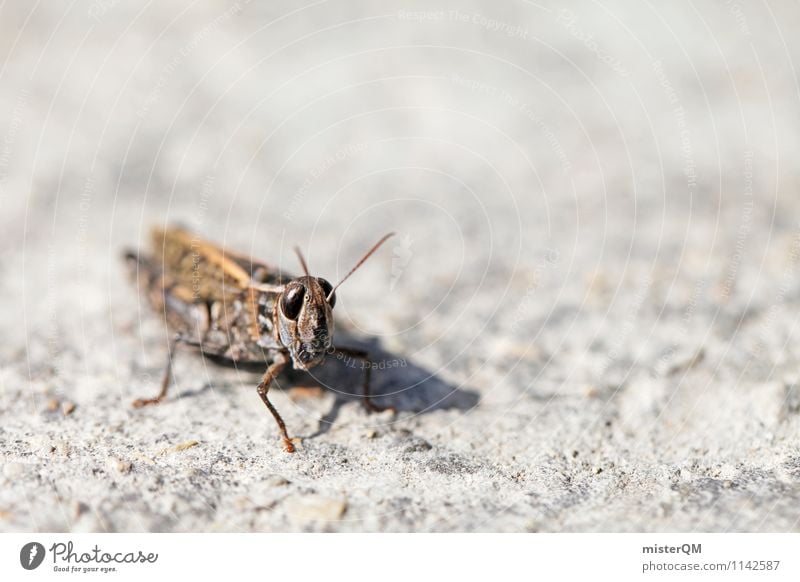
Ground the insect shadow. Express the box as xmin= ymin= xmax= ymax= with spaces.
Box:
xmin=303 ymin=333 xmax=479 ymax=438
xmin=189 ymin=331 xmax=479 ymax=440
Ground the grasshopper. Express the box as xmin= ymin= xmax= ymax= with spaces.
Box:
xmin=124 ymin=226 xmax=395 ymax=452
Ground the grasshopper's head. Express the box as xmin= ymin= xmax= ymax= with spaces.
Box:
xmin=277 ymin=233 xmax=395 ymax=370
xmin=277 ymin=276 xmax=336 ymax=369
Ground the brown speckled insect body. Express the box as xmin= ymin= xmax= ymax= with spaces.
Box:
xmin=125 ymin=226 xmax=394 ymax=452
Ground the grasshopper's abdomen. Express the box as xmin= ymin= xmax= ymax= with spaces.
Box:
xmin=123 ymin=251 xmax=210 ymax=343
xmin=124 ymin=249 xmax=283 ymax=362
xmin=204 ymin=289 xmax=283 ymax=361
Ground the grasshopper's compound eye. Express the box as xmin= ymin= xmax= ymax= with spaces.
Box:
xmin=317 ymin=278 xmax=336 ymax=308
xmin=281 ymin=283 xmax=305 ymax=320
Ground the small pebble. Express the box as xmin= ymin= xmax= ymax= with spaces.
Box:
xmin=30 ymin=435 xmax=55 ymax=455
xmin=133 ymin=453 xmax=156 ymax=466
xmin=288 ymin=385 xmax=325 ymax=401
xmin=284 ymin=495 xmax=347 ymax=523
xmin=72 ymin=500 xmax=88 ymax=519
xmin=263 ymin=475 xmax=289 ymax=487
xmin=3 ymin=462 xmax=26 ymax=479
xmin=157 ymin=440 xmax=199 ymax=456
xmin=173 ymin=440 xmax=199 ymax=452
xmin=107 ymin=458 xmax=132 ymax=474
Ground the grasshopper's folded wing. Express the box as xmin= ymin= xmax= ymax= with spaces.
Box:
xmin=151 ymin=226 xmax=287 ymax=302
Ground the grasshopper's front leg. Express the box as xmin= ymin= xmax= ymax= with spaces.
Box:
xmin=256 ymin=351 xmax=295 ymax=453
xmin=331 ymin=347 xmax=396 ymax=413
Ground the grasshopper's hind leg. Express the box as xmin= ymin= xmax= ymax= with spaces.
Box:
xmin=332 ymin=347 xmax=396 ymax=413
xmin=256 ymin=352 xmax=295 ymax=453
xmin=133 ymin=334 xmax=184 ymax=408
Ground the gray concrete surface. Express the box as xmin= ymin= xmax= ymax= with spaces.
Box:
xmin=1 ymin=1 xmax=800 ymax=532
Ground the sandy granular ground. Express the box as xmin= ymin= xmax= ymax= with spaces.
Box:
xmin=1 ymin=1 xmax=800 ymax=532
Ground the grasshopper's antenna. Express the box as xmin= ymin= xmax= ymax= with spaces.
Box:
xmin=327 ymin=232 xmax=395 ymax=301
xmin=294 ymin=245 xmax=311 ymax=278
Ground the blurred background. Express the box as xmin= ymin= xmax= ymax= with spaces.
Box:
xmin=1 ymin=1 xmax=800 ymax=532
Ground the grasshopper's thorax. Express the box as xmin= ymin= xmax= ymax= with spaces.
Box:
xmin=276 ymin=276 xmax=337 ymax=370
